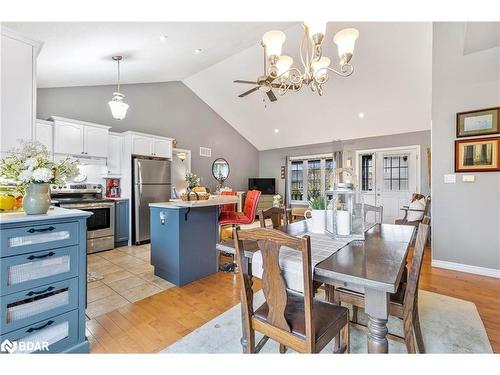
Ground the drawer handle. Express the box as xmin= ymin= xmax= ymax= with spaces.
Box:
xmin=26 ymin=286 xmax=55 ymax=296
xmin=28 ymin=226 xmax=55 ymax=234
xmin=27 ymin=251 xmax=55 ymax=260
xmin=26 ymin=320 xmax=54 ymax=333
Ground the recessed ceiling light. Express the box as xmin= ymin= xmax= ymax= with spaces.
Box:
xmin=159 ymin=35 xmax=168 ymax=41
xmin=194 ymin=48 xmax=203 ymax=54
xmin=274 ymin=129 xmax=279 ymax=133
xmin=358 ymin=112 xmax=365 ymax=119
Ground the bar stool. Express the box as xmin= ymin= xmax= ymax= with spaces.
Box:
xmin=218 ymin=190 xmax=261 ymax=271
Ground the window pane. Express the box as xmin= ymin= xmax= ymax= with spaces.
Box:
xmin=382 ymin=155 xmax=410 ymax=192
xmin=307 ymin=159 xmax=321 ymax=200
xmin=325 ymin=158 xmax=334 ymax=191
xmin=361 ymin=154 xmax=373 ymax=191
xmin=291 ymin=161 xmax=304 ymax=200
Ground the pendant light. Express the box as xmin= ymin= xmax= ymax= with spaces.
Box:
xmin=108 ymin=56 xmax=129 ymax=120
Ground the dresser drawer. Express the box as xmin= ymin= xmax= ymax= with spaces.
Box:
xmin=1 ymin=278 xmax=79 ymax=334
xmin=0 ymin=309 xmax=78 ymax=354
xmin=0 ymin=246 xmax=79 ymax=296
xmin=0 ymin=222 xmax=79 ymax=258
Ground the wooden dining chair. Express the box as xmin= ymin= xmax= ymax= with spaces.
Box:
xmin=234 ymin=227 xmax=350 ymax=354
xmin=333 ymin=216 xmax=430 ymax=353
xmin=259 ymin=206 xmax=289 ymax=229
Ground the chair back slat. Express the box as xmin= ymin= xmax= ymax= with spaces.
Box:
xmin=234 ymin=227 xmax=314 ymax=344
xmin=259 ymin=207 xmax=288 ymax=229
xmin=259 ymin=239 xmax=291 ymax=332
xmin=402 ymin=216 xmax=430 ymax=319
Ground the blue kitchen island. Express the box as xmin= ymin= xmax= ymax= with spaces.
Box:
xmin=149 ymin=196 xmax=239 ymax=287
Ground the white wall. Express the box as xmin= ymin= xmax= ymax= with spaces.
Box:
xmin=432 ymin=22 xmax=500 ymax=276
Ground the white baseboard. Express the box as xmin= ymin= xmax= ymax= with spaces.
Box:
xmin=432 ymin=259 xmax=500 ymax=278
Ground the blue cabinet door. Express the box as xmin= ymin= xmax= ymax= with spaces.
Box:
xmin=114 ymin=200 xmax=129 ymax=246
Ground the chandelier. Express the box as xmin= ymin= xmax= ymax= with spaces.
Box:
xmin=108 ymin=56 xmax=129 ymax=120
xmin=261 ymin=22 xmax=359 ymax=96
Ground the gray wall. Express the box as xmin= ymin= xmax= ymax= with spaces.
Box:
xmin=259 ymin=130 xmax=431 ymax=198
xmin=37 ymin=81 xmax=259 ymax=191
xmin=432 ymin=23 xmax=500 ymax=271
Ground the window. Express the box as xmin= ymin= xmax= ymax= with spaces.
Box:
xmin=360 ymin=154 xmax=374 ymax=191
xmin=383 ymin=155 xmax=409 ymax=191
xmin=290 ymin=161 xmax=304 ymax=201
xmin=307 ymin=159 xmax=321 ymax=199
xmin=288 ymin=155 xmax=337 ymax=202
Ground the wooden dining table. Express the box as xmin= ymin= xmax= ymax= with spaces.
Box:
xmin=238 ymin=220 xmax=415 ymax=354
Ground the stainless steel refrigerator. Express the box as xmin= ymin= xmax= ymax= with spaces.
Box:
xmin=133 ymin=156 xmax=171 ymax=244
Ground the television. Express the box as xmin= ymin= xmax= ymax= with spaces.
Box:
xmin=248 ymin=178 xmax=276 ymax=195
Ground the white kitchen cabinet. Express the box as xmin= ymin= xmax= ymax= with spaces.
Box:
xmin=35 ymin=119 xmax=53 ymax=153
xmin=107 ymin=132 xmax=123 ymax=175
xmin=128 ymin=132 xmax=173 ymax=158
xmin=152 ymin=138 xmax=172 ymax=158
xmin=131 ymin=135 xmax=153 ymax=156
xmin=51 ymin=116 xmax=110 ymax=158
xmin=0 ymin=28 xmax=42 ymax=154
xmin=53 ymin=120 xmax=84 ymax=155
xmin=84 ymin=126 xmax=108 ymax=157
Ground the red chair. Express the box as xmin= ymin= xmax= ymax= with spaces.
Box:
xmin=218 ymin=190 xmax=261 ymax=272
xmin=220 ymin=191 xmax=237 ymax=214
xmin=219 ymin=190 xmax=261 ymax=226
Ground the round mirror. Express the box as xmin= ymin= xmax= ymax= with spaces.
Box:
xmin=212 ymin=158 xmax=230 ymax=183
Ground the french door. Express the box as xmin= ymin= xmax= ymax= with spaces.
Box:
xmin=357 ymin=146 xmax=420 ymax=224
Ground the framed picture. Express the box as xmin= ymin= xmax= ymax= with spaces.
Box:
xmin=455 ymin=137 xmax=500 ymax=172
xmin=456 ymin=107 xmax=500 ymax=138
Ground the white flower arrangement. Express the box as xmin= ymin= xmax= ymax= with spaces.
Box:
xmin=0 ymin=140 xmax=79 ymax=195
xmin=185 ymin=171 xmax=201 ymax=189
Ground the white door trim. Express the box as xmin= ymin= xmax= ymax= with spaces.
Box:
xmin=355 ymin=145 xmax=421 ymax=193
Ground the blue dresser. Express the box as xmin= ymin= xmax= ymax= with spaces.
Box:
xmin=0 ymin=207 xmax=91 ymax=354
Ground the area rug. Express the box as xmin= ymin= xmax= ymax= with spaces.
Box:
xmin=161 ymin=290 xmax=492 ymax=354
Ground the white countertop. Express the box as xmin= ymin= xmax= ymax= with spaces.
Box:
xmin=0 ymin=206 xmax=92 ymax=225
xmin=150 ymin=195 xmax=239 ymax=209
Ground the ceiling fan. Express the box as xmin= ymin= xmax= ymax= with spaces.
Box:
xmin=234 ymin=41 xmax=284 ymax=102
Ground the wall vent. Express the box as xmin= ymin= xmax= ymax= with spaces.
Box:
xmin=199 ymin=147 xmax=212 ymax=157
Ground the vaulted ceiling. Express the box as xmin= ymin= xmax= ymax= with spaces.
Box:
xmin=184 ymin=22 xmax=433 ymax=150
xmin=4 ymin=21 xmax=438 ymax=150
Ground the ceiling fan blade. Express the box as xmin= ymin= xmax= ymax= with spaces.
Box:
xmin=234 ymin=80 xmax=258 ymax=85
xmin=266 ymin=90 xmax=277 ymax=102
xmin=238 ymin=86 xmax=260 ymax=98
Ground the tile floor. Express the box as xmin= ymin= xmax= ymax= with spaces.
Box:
xmin=86 ymin=244 xmax=174 ymax=319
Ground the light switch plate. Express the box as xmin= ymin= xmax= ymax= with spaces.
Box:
xmin=462 ymin=175 xmax=475 ymax=183
xmin=444 ymin=174 xmax=456 ymax=183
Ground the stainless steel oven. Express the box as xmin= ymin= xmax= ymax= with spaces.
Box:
xmin=51 ymin=184 xmax=116 ymax=254
xmin=59 ymin=201 xmax=115 ymax=253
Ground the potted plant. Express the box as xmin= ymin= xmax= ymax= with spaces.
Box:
xmin=0 ymin=140 xmax=79 ymax=215
xmin=272 ymin=194 xmax=282 ymax=207
xmin=184 ymin=172 xmax=200 ymax=192
xmin=304 ymin=196 xmax=327 ymax=233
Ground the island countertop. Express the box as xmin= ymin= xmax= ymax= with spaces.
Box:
xmin=149 ymin=195 xmax=239 ymax=209
xmin=0 ymin=206 xmax=92 ymax=225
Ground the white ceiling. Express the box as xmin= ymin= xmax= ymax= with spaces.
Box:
xmin=4 ymin=22 xmax=295 ymax=88
xmin=5 ymin=21 xmax=433 ymax=150
xmin=184 ymin=22 xmax=433 ymax=150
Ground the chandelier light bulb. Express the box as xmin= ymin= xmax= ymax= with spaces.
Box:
xmin=262 ymin=30 xmax=286 ymax=60
xmin=276 ymin=55 xmax=293 ymax=79
xmin=333 ymin=28 xmax=359 ymax=64
xmin=311 ymin=56 xmax=331 ymax=80
xmin=304 ymin=21 xmax=327 ymax=44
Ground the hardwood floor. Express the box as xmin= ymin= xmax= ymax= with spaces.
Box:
xmin=86 ymin=249 xmax=500 ymax=353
